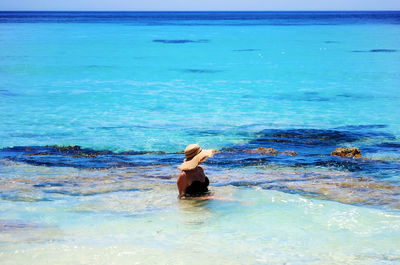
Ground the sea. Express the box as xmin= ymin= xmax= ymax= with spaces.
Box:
xmin=1 ymin=11 xmax=400 ymax=264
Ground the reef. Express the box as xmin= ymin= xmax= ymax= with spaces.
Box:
xmin=280 ymin=150 xmax=298 ymax=156
xmin=331 ymin=147 xmax=362 ymax=157
xmin=244 ymin=147 xmax=278 ymax=155
xmin=1 ymin=127 xmax=399 ymax=193
xmin=243 ymin=148 xmax=298 ymax=156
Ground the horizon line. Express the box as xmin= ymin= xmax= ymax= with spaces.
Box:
xmin=1 ymin=10 xmax=399 ymax=12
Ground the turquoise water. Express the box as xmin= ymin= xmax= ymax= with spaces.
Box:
xmin=1 ymin=13 xmax=400 ymax=152
xmin=1 ymin=12 xmax=400 ymax=264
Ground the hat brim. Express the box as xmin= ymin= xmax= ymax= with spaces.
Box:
xmin=177 ymin=149 xmax=214 ymax=170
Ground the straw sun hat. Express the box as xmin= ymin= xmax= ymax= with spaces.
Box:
xmin=177 ymin=144 xmax=214 ymax=170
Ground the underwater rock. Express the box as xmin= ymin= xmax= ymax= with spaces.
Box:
xmin=244 ymin=147 xmax=278 ymax=155
xmin=280 ymin=150 xmax=298 ymax=156
xmin=331 ymin=147 xmax=362 ymax=157
xmin=53 ymin=145 xmax=81 ymax=152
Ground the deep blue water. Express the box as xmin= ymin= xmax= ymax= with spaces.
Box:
xmin=1 ymin=11 xmax=400 ymax=25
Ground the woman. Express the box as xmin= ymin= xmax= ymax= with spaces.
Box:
xmin=177 ymin=144 xmax=214 ymax=199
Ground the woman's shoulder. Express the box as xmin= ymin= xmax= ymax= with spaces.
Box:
xmin=177 ymin=171 xmax=187 ymax=185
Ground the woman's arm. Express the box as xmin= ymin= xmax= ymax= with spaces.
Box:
xmin=177 ymin=171 xmax=188 ymax=199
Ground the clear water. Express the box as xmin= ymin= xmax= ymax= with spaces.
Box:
xmin=1 ymin=12 xmax=400 ymax=264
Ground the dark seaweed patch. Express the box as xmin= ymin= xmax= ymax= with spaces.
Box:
xmin=233 ymin=127 xmax=397 ymax=163
xmin=370 ymin=49 xmax=397 ymax=53
xmin=336 ymin=93 xmax=374 ymax=100
xmin=373 ymin=142 xmax=400 ymax=153
xmin=152 ymin=39 xmax=209 ymax=44
xmin=337 ymin=93 xmax=354 ymax=98
xmin=251 ymin=128 xmax=395 ymax=147
xmin=352 ymin=49 xmax=397 ymax=53
xmin=1 ymin=126 xmax=399 ymax=181
xmin=0 ymin=145 xmax=177 ymax=169
xmin=252 ymin=129 xmax=360 ymax=146
xmin=209 ymin=152 xmax=397 ymax=176
xmin=33 ymin=182 xmax=67 ymax=188
xmin=41 ymin=187 xmax=141 ymax=197
xmin=377 ymin=142 xmax=400 ymax=148
xmin=233 ymin=49 xmax=261 ymax=52
xmin=180 ymin=69 xmax=222 ymax=74
xmin=0 ymin=89 xmax=16 ymax=96
xmin=313 ymin=160 xmax=363 ymax=172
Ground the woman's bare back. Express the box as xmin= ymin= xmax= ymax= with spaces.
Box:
xmin=177 ymin=166 xmax=207 ymax=198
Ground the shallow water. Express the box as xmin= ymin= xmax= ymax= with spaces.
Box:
xmin=1 ymin=164 xmax=400 ymax=264
xmin=1 ymin=11 xmax=400 ymax=264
